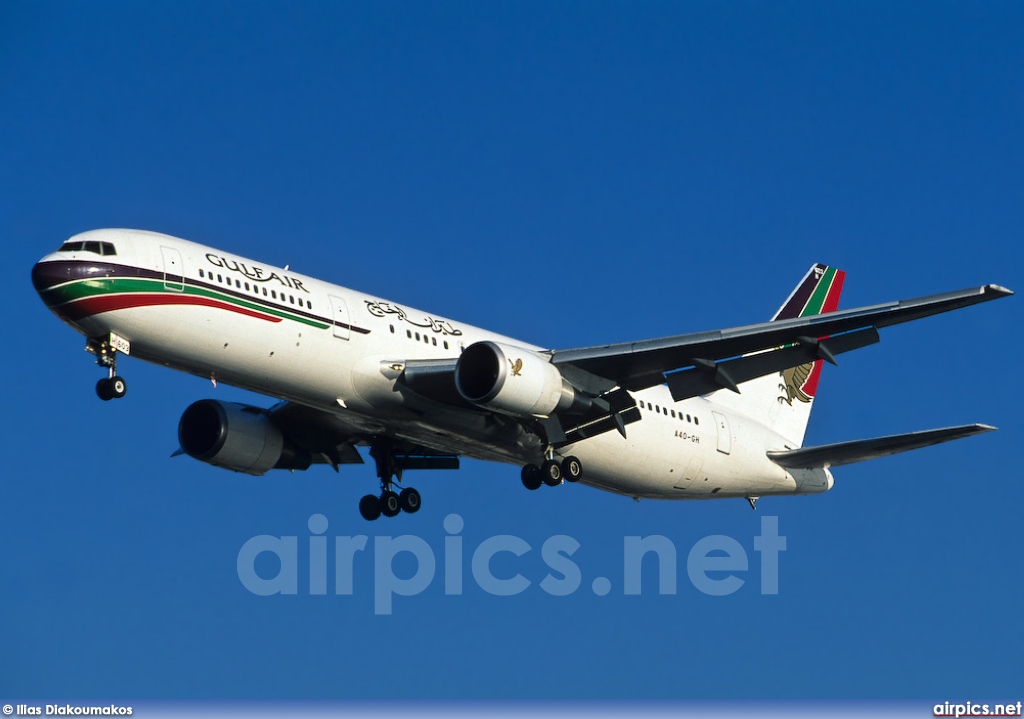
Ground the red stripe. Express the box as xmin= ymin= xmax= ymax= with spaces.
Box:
xmin=801 ymin=269 xmax=846 ymax=398
xmin=821 ymin=269 xmax=846 ymax=314
xmin=56 ymin=293 xmax=283 ymax=323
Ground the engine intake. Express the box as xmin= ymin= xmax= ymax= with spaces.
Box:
xmin=454 ymin=341 xmax=590 ymax=417
xmin=178 ymin=400 xmax=311 ymax=475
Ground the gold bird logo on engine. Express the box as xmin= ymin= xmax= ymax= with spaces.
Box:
xmin=510 ymin=358 xmax=523 ymax=376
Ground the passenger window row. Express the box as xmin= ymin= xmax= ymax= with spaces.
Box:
xmin=389 ymin=324 xmax=451 ymax=350
xmin=638 ymin=400 xmax=699 ymax=425
xmin=198 ymin=268 xmax=313 ymax=310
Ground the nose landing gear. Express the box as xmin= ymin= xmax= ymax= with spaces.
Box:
xmin=88 ymin=333 xmax=130 ymax=401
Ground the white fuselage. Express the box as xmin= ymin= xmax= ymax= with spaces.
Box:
xmin=35 ymin=229 xmax=832 ymax=501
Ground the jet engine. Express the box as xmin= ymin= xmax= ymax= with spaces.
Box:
xmin=454 ymin=341 xmax=590 ymax=417
xmin=178 ymin=399 xmax=311 ymax=475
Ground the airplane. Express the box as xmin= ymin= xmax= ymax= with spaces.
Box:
xmin=31 ymin=229 xmax=1012 ymax=520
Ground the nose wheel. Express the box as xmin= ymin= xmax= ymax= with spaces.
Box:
xmin=96 ymin=375 xmax=127 ymax=401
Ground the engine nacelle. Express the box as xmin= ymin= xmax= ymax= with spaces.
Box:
xmin=178 ymin=400 xmax=311 ymax=475
xmin=454 ymin=341 xmax=589 ymax=417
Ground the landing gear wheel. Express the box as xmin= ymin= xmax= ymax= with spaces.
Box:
xmin=562 ymin=456 xmax=583 ymax=482
xmin=96 ymin=378 xmax=114 ymax=401
xmin=359 ymin=494 xmax=382 ymax=521
xmin=96 ymin=376 xmax=127 ymax=401
xmin=380 ymin=490 xmax=402 ymax=517
xmin=109 ymin=376 xmax=127 ymax=399
xmin=521 ymin=464 xmax=542 ymax=491
xmin=399 ymin=487 xmax=421 ymax=514
xmin=541 ymin=459 xmax=562 ymax=486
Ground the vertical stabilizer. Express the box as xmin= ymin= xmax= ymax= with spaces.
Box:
xmin=707 ymin=264 xmax=846 ymax=447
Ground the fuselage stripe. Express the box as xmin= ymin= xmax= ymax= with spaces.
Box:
xmin=35 ymin=261 xmax=371 ymax=333
xmin=55 ymin=292 xmax=285 ymax=323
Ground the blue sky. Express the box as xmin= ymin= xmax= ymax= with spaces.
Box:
xmin=2 ymin=0 xmax=1021 ymax=703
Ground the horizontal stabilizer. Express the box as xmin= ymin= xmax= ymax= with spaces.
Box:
xmin=767 ymin=424 xmax=996 ymax=469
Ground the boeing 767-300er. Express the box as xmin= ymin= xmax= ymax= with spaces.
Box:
xmin=32 ymin=229 xmax=1012 ymax=520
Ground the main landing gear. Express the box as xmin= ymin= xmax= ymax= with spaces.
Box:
xmin=88 ymin=334 xmax=129 ymax=401
xmin=358 ymin=439 xmax=422 ymax=521
xmin=521 ymin=455 xmax=583 ymax=491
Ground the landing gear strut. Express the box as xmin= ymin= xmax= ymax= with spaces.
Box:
xmin=358 ymin=438 xmax=422 ymax=521
xmin=88 ymin=334 xmax=128 ymax=401
xmin=520 ymin=454 xmax=583 ymax=491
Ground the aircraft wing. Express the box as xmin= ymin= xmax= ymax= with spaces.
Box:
xmin=551 ymin=284 xmax=1012 ymax=395
xmin=267 ymin=401 xmax=460 ymax=471
xmin=766 ymin=424 xmax=996 ymax=469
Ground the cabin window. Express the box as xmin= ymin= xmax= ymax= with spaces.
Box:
xmin=272 ymin=290 xmax=277 ymax=299
xmin=289 ymin=295 xmax=295 ymax=305
xmin=671 ymin=410 xmax=676 ymax=418
xmin=217 ymin=274 xmax=223 ymax=283
xmin=199 ymin=269 xmax=205 ymax=278
xmin=432 ymin=337 xmax=437 ymax=346
xmin=444 ymin=341 xmax=449 ymax=350
xmin=694 ymin=417 xmax=699 ymax=426
xmin=244 ymin=282 xmax=249 ymax=291
xmin=389 ymin=325 xmax=395 ymax=334
xmin=262 ymin=287 xmax=268 ymax=296
xmin=407 ymin=330 xmax=412 ymax=339
xmin=236 ymin=279 xmax=241 ymax=288
xmin=306 ymin=300 xmax=312 ymax=309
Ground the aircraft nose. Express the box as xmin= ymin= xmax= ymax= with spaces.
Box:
xmin=31 ymin=258 xmax=70 ymax=300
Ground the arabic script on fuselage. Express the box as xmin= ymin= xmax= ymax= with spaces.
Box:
xmin=364 ymin=301 xmax=463 ymax=336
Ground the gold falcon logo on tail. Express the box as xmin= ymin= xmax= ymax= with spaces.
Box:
xmin=779 ymin=362 xmax=814 ymax=405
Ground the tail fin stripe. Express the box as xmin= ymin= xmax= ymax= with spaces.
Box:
xmin=773 ymin=263 xmax=826 ymax=321
xmin=821 ymin=270 xmax=846 ymax=315
xmin=803 ymin=266 xmax=839 ymax=317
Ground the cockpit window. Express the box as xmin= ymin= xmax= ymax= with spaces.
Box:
xmin=58 ymin=240 xmax=117 ymax=256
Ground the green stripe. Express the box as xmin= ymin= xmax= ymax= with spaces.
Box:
xmin=801 ymin=267 xmax=837 ymax=317
xmin=41 ymin=277 xmax=331 ymax=330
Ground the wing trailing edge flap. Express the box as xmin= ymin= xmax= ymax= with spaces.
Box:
xmin=665 ymin=327 xmax=880 ymax=402
xmin=766 ymin=424 xmax=996 ymax=469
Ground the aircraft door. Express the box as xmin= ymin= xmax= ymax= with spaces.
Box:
xmin=161 ymin=246 xmax=184 ymax=292
xmin=329 ymin=295 xmax=350 ymax=340
xmin=712 ymin=411 xmax=732 ymax=455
